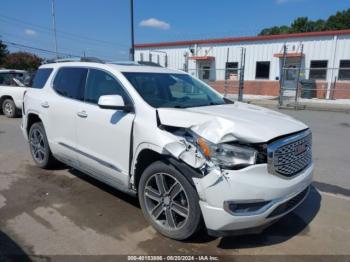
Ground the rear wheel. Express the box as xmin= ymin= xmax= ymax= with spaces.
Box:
xmin=2 ymin=99 xmax=17 ymax=118
xmin=138 ymin=161 xmax=202 ymax=240
xmin=29 ymin=122 xmax=58 ymax=169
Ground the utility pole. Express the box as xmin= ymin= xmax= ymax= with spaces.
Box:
xmin=238 ymin=47 xmax=246 ymax=102
xmin=279 ymin=44 xmax=287 ymax=107
xmin=129 ymin=0 xmax=135 ymax=61
xmin=51 ymin=0 xmax=59 ymax=58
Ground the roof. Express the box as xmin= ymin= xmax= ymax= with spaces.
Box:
xmin=134 ymin=29 xmax=350 ymax=49
xmin=40 ymin=61 xmax=182 ymax=74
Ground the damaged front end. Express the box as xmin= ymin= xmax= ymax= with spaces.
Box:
xmin=152 ymin=107 xmax=312 ymax=234
xmin=161 ymin=121 xmax=266 ymax=176
xmin=160 ymin=120 xmax=268 ymax=211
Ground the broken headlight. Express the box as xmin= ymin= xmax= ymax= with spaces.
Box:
xmin=197 ymin=137 xmax=257 ymax=169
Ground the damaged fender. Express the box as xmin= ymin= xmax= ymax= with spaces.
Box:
xmin=163 ymin=140 xmax=206 ymax=169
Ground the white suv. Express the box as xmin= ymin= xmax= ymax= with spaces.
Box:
xmin=22 ymin=60 xmax=313 ymax=240
xmin=0 ymin=69 xmax=30 ymax=118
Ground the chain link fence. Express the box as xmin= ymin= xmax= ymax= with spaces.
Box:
xmin=187 ymin=67 xmax=245 ymax=101
xmin=279 ymin=67 xmax=350 ymax=109
xmin=182 ymin=66 xmax=350 ymax=110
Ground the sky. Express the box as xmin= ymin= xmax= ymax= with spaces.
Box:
xmin=0 ymin=0 xmax=349 ymax=60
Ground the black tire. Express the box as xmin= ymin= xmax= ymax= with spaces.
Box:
xmin=138 ymin=160 xmax=202 ymax=240
xmin=28 ymin=122 xmax=58 ymax=169
xmin=2 ymin=99 xmax=17 ymax=118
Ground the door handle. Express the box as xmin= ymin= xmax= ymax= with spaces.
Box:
xmin=77 ymin=111 xmax=88 ymax=118
xmin=41 ymin=101 xmax=50 ymax=108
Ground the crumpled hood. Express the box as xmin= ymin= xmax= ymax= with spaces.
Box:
xmin=157 ymin=102 xmax=308 ymax=143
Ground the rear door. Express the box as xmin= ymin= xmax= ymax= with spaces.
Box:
xmin=44 ymin=67 xmax=88 ymax=166
xmin=75 ymin=68 xmax=135 ymax=186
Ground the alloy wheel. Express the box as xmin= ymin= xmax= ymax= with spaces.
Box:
xmin=144 ymin=173 xmax=190 ymax=230
xmin=4 ymin=102 xmax=14 ymax=116
xmin=30 ymin=128 xmax=46 ymax=163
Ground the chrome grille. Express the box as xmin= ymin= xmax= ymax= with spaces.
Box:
xmin=268 ymin=130 xmax=312 ymax=178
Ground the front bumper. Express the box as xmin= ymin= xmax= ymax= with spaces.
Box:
xmin=192 ymin=163 xmax=313 ymax=235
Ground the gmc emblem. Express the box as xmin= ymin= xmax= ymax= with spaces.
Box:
xmin=295 ymin=144 xmax=307 ymax=156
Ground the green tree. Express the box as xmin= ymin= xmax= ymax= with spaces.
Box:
xmin=3 ymin=52 xmax=43 ymax=71
xmin=290 ymin=17 xmax=311 ymax=33
xmin=258 ymin=8 xmax=350 ymax=35
xmin=0 ymin=40 xmax=9 ymax=66
xmin=326 ymin=9 xmax=350 ymax=30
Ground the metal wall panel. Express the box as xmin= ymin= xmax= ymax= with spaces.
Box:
xmin=135 ymin=34 xmax=350 ymax=81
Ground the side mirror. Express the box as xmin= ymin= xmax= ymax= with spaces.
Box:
xmin=98 ymin=95 xmax=133 ymax=112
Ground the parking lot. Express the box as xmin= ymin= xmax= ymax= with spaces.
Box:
xmin=0 ymin=108 xmax=350 ymax=259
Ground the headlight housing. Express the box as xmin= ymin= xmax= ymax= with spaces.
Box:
xmin=197 ymin=137 xmax=257 ymax=169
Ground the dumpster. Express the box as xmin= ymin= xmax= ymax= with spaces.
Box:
xmin=300 ymin=79 xmax=317 ymax=99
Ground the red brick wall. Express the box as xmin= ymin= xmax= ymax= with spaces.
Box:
xmin=207 ymin=80 xmax=350 ymax=99
xmin=313 ymin=81 xmax=350 ymax=99
xmin=331 ymin=82 xmax=350 ymax=99
xmin=207 ymin=80 xmax=280 ymax=96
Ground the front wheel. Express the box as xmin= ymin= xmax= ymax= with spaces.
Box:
xmin=138 ymin=161 xmax=202 ymax=240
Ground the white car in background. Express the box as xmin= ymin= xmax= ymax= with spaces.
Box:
xmin=21 ymin=59 xmax=313 ymax=240
xmin=0 ymin=69 xmax=31 ymax=118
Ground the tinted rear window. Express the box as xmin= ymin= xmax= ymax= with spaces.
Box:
xmin=0 ymin=72 xmax=25 ymax=86
xmin=31 ymin=68 xmax=53 ymax=89
xmin=53 ymin=67 xmax=88 ymax=100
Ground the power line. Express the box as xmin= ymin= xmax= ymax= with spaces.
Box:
xmin=0 ymin=13 xmax=128 ymax=47
xmin=2 ymin=40 xmax=79 ymax=57
xmin=0 ymin=30 xmax=122 ymax=59
xmin=2 ymin=39 xmax=116 ymax=61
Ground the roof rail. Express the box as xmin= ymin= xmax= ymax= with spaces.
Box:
xmin=80 ymin=57 xmax=105 ymax=63
xmin=44 ymin=57 xmax=105 ymax=64
xmin=137 ymin=61 xmax=162 ymax=67
xmin=109 ymin=61 xmax=140 ymax=66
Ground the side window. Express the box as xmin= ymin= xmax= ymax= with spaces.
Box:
xmin=225 ymin=62 xmax=239 ymax=80
xmin=0 ymin=73 xmax=6 ymax=85
xmin=339 ymin=60 xmax=350 ymax=80
xmin=256 ymin=61 xmax=270 ymax=79
xmin=309 ymin=60 xmax=328 ymax=80
xmin=0 ymin=73 xmax=20 ymax=86
xmin=31 ymin=68 xmax=53 ymax=89
xmin=53 ymin=67 xmax=88 ymax=100
xmin=84 ymin=69 xmax=129 ymax=104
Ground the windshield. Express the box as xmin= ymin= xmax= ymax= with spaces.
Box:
xmin=123 ymin=72 xmax=226 ymax=108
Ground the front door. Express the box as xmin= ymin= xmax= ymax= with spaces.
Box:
xmin=198 ymin=62 xmax=211 ymax=81
xmin=282 ymin=57 xmax=304 ymax=97
xmin=76 ymin=69 xmax=135 ymax=187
